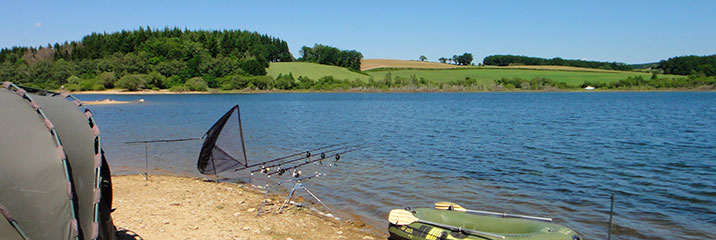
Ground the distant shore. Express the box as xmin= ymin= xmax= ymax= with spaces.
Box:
xmin=70 ymin=87 xmax=714 ymax=95
xmin=112 ymin=174 xmax=383 ymax=240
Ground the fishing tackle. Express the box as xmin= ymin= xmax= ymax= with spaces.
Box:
xmin=251 ymin=143 xmax=370 ymax=174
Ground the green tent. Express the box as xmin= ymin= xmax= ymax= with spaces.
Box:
xmin=1 ymin=82 xmax=116 ymax=240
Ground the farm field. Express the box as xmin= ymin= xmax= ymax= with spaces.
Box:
xmin=267 ymin=62 xmax=371 ymax=81
xmin=269 ymin=61 xmax=685 ymax=86
xmin=365 ymin=68 xmax=684 ymax=86
xmin=361 ymin=59 xmax=465 ymax=71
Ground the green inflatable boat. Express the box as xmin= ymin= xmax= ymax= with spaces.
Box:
xmin=388 ymin=208 xmax=581 ymax=240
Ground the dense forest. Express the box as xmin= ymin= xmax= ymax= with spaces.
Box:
xmin=298 ymin=44 xmax=363 ymax=71
xmin=483 ymin=55 xmax=633 ymax=71
xmin=0 ymin=27 xmax=293 ymax=90
xmin=657 ymin=55 xmax=716 ymax=76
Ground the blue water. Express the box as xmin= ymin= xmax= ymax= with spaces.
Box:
xmin=77 ymin=92 xmax=716 ymax=240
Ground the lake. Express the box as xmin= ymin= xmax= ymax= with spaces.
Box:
xmin=76 ymin=92 xmax=716 ymax=240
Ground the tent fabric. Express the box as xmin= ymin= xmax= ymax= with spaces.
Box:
xmin=0 ymin=86 xmax=78 ymax=239
xmin=0 ymin=203 xmax=25 ymax=240
xmin=33 ymin=94 xmax=105 ymax=240
xmin=1 ymin=82 xmax=116 ymax=240
xmin=197 ymin=105 xmax=249 ymax=175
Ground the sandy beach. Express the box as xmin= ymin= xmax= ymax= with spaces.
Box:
xmin=111 ymin=174 xmax=384 ymax=240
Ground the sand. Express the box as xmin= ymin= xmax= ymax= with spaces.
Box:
xmin=74 ymin=89 xmax=211 ymax=95
xmin=111 ymin=174 xmax=384 ymax=240
xmin=82 ymin=99 xmax=142 ymax=105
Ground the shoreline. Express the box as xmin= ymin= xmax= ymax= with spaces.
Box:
xmin=70 ymin=88 xmax=715 ymax=95
xmin=111 ymin=174 xmax=384 ymax=240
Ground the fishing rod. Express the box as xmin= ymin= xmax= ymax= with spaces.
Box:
xmin=249 ymin=143 xmax=361 ymax=174
xmin=266 ymin=145 xmax=371 ymax=177
xmin=242 ymin=142 xmax=348 ymax=170
xmin=124 ymin=137 xmax=202 ymax=144
xmin=250 ymin=143 xmax=371 ymax=174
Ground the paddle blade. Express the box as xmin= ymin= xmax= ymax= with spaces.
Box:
xmin=434 ymin=202 xmax=467 ymax=212
xmin=388 ymin=209 xmax=419 ymax=226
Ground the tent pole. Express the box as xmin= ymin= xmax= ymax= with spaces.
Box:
xmin=144 ymin=143 xmax=149 ymax=180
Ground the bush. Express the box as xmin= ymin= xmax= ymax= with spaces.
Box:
xmin=66 ymin=75 xmax=81 ymax=85
xmin=239 ymin=59 xmax=267 ymax=76
xmin=273 ymin=73 xmax=296 ymax=90
xmin=248 ymin=76 xmax=273 ymax=90
xmin=169 ymin=84 xmax=190 ymax=92
xmin=78 ymin=78 xmax=100 ymax=91
xmin=146 ymin=71 xmax=166 ymax=89
xmin=64 ymin=84 xmax=81 ymax=91
xmin=97 ymin=72 xmax=117 ymax=88
xmin=163 ymin=75 xmax=184 ymax=88
xmin=218 ymin=75 xmax=248 ymax=90
xmin=116 ymin=74 xmax=147 ymax=91
xmin=185 ymin=77 xmax=208 ymax=91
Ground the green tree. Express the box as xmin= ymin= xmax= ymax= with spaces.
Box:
xmin=97 ymin=72 xmax=117 ymax=88
xmin=116 ymin=74 xmax=146 ymax=90
xmin=419 ymin=55 xmax=427 ymax=62
xmin=455 ymin=53 xmax=473 ymax=66
xmin=185 ymin=77 xmax=208 ymax=91
xmin=240 ymin=59 xmax=267 ymax=76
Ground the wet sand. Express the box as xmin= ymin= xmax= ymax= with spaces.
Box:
xmin=83 ymin=99 xmax=141 ymax=105
xmin=111 ymin=174 xmax=384 ymax=240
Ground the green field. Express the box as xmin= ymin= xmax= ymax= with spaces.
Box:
xmin=269 ymin=62 xmax=685 ymax=86
xmin=365 ymin=68 xmax=683 ymax=86
xmin=268 ymin=62 xmax=372 ymax=81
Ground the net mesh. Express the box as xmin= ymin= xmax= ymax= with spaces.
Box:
xmin=197 ymin=105 xmax=248 ymax=175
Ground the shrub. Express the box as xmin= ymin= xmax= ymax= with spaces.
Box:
xmin=116 ymin=74 xmax=147 ymax=91
xmin=66 ymin=75 xmax=81 ymax=84
xmin=169 ymin=84 xmax=190 ymax=92
xmin=97 ymin=72 xmax=117 ymax=88
xmin=185 ymin=77 xmax=208 ymax=91
xmin=239 ymin=59 xmax=267 ymax=76
xmin=146 ymin=71 xmax=166 ymax=89
xmin=274 ymin=73 xmax=296 ymax=90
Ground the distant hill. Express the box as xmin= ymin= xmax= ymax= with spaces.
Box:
xmin=0 ymin=27 xmax=293 ymax=90
xmin=361 ymin=59 xmax=466 ymax=71
xmin=268 ymin=62 xmax=371 ymax=81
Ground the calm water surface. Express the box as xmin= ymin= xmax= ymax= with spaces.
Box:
xmin=77 ymin=92 xmax=716 ymax=240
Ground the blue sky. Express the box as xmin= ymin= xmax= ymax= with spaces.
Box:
xmin=1 ymin=0 xmax=714 ymax=64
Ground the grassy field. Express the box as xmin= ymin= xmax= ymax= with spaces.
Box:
xmin=361 ymin=59 xmax=465 ymax=71
xmin=268 ymin=62 xmax=371 ymax=81
xmin=365 ymin=68 xmax=684 ymax=86
xmin=269 ymin=61 xmax=684 ymax=86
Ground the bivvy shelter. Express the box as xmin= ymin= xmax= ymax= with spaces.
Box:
xmin=1 ymin=82 xmax=116 ymax=240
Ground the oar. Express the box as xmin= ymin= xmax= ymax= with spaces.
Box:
xmin=434 ymin=202 xmax=552 ymax=222
xmin=388 ymin=209 xmax=506 ymax=239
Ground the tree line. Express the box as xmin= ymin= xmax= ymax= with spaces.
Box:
xmin=437 ymin=53 xmax=473 ymax=65
xmin=657 ymin=55 xmax=716 ymax=76
xmin=298 ymin=44 xmax=363 ymax=71
xmin=0 ymin=27 xmax=293 ymax=90
xmin=483 ymin=54 xmax=632 ymax=71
